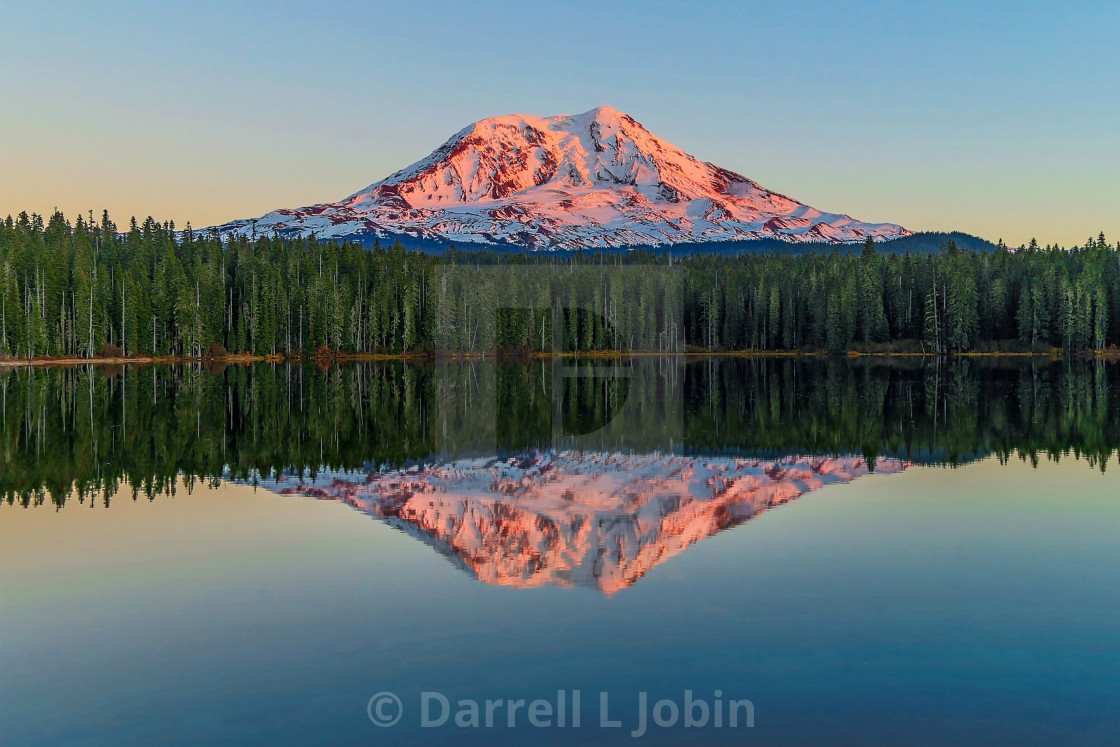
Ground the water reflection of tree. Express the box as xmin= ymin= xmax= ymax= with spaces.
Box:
xmin=1 ymin=359 xmax=1116 ymax=508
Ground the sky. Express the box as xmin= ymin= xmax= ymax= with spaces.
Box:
xmin=1 ymin=0 xmax=1117 ymax=247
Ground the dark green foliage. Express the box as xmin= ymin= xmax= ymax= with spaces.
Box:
xmin=1 ymin=211 xmax=1117 ymax=355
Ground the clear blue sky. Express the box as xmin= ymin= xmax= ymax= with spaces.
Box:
xmin=2 ymin=0 xmax=1117 ymax=245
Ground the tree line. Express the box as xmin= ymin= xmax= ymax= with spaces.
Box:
xmin=1 ymin=210 xmax=1118 ymax=358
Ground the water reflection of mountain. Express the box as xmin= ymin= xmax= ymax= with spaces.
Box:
xmin=262 ymin=451 xmax=906 ymax=594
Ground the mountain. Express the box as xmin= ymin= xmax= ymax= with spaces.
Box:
xmin=213 ymin=106 xmax=910 ymax=250
xmin=261 ymin=451 xmax=907 ymax=594
xmin=629 ymin=231 xmax=999 ymax=257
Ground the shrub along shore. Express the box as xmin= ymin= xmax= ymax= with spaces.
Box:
xmin=4 ymin=348 xmax=1118 ymax=369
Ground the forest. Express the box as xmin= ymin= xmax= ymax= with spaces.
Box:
xmin=1 ymin=210 xmax=1118 ymax=358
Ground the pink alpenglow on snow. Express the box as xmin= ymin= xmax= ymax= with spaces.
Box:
xmin=265 ymin=451 xmax=908 ymax=594
xmin=213 ymin=106 xmax=911 ymax=249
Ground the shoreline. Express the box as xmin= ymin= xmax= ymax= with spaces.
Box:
xmin=2 ymin=349 xmax=1114 ymax=369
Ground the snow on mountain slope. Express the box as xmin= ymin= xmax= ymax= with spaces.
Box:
xmin=213 ymin=106 xmax=909 ymax=250
xmin=261 ymin=451 xmax=907 ymax=594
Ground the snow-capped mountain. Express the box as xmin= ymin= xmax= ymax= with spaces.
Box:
xmin=213 ymin=106 xmax=910 ymax=250
xmin=262 ymin=451 xmax=907 ymax=594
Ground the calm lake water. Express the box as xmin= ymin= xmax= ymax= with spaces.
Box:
xmin=1 ymin=358 xmax=1118 ymax=745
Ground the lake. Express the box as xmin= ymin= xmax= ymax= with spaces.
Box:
xmin=1 ymin=358 xmax=1118 ymax=745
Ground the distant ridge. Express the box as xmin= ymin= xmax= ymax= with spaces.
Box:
xmin=325 ymin=230 xmax=997 ymax=256
xmin=212 ymin=106 xmax=910 ymax=250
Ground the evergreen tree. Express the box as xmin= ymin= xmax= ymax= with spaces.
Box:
xmin=0 ymin=211 xmax=1116 ymax=358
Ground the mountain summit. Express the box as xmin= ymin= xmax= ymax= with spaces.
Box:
xmin=214 ymin=106 xmax=910 ymax=249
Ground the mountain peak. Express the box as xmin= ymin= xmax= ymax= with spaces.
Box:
xmin=214 ymin=108 xmax=910 ymax=249
xmin=578 ymin=104 xmax=628 ymax=122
